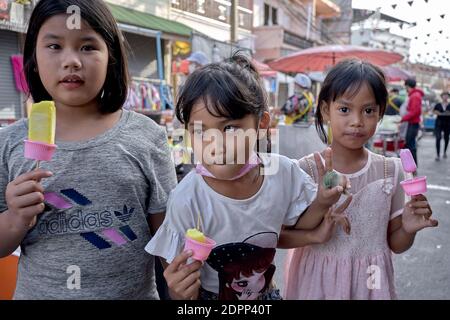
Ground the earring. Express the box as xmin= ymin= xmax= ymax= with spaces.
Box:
xmin=327 ymin=121 xmax=333 ymax=145
xmin=100 ymin=89 xmax=105 ymax=99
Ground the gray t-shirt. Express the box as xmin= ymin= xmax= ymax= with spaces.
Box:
xmin=0 ymin=110 xmax=177 ymax=299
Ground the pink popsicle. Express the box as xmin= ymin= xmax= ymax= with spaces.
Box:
xmin=399 ymin=149 xmax=417 ymax=173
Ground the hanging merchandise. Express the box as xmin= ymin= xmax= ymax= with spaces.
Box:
xmin=10 ymin=54 xmax=28 ymax=93
xmin=124 ymin=79 xmax=166 ymax=111
xmin=0 ymin=0 xmax=10 ymax=21
xmin=150 ymin=84 xmax=161 ymax=110
xmin=123 ymin=82 xmax=140 ymax=110
xmin=140 ymin=83 xmax=153 ymax=110
xmin=173 ymin=41 xmax=191 ymax=56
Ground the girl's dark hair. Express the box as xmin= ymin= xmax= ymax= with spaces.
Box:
xmin=176 ymin=52 xmax=271 ymax=153
xmin=176 ymin=52 xmax=268 ymax=125
xmin=24 ymin=0 xmax=129 ymax=113
xmin=405 ymin=78 xmax=416 ymax=88
xmin=315 ymin=59 xmax=388 ymax=144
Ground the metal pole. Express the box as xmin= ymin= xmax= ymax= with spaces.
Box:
xmin=306 ymin=2 xmax=312 ymax=40
xmin=230 ymin=0 xmax=238 ymax=44
xmin=156 ymin=31 xmax=165 ymax=110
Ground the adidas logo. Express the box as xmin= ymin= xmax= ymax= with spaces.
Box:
xmin=39 ymin=188 xmax=138 ymax=250
xmin=114 ymin=205 xmax=134 ymax=223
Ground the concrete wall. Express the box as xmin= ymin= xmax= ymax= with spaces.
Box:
xmin=171 ymin=8 xmax=253 ymax=48
xmin=275 ymin=124 xmax=326 ymax=160
xmin=351 ymin=28 xmax=410 ymax=60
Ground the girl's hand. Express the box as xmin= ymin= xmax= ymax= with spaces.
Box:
xmin=401 ymin=194 xmax=438 ymax=234
xmin=5 ymin=170 xmax=53 ymax=229
xmin=313 ymin=195 xmax=352 ymax=244
xmin=314 ymin=148 xmax=350 ymax=208
xmin=164 ymin=250 xmax=202 ymax=300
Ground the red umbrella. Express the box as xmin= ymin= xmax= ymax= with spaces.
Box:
xmin=382 ymin=65 xmax=413 ymax=82
xmin=252 ymin=59 xmax=277 ymax=77
xmin=268 ymin=45 xmax=404 ymax=73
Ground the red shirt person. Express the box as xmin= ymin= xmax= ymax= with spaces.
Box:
xmin=401 ymin=78 xmax=424 ymax=165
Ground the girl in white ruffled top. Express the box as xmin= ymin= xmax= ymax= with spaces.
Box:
xmin=283 ymin=59 xmax=438 ymax=300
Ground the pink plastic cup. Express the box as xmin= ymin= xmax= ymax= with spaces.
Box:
xmin=24 ymin=140 xmax=57 ymax=162
xmin=184 ymin=236 xmax=216 ymax=261
xmin=400 ymin=176 xmax=427 ymax=196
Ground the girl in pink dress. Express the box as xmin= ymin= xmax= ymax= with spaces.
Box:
xmin=282 ymin=59 xmax=438 ymax=300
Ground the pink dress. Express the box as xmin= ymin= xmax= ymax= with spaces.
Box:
xmin=284 ymin=151 xmax=406 ymax=300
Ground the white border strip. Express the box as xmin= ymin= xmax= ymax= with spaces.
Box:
xmin=428 ymin=184 xmax=450 ymax=192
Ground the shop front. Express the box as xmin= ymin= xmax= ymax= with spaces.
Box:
xmin=0 ymin=0 xmax=32 ymax=126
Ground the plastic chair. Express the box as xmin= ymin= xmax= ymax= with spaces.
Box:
xmin=0 ymin=253 xmax=19 ymax=300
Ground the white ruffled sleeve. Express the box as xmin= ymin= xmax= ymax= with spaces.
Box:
xmin=283 ymin=159 xmax=318 ymax=226
xmin=145 ymin=192 xmax=195 ymax=263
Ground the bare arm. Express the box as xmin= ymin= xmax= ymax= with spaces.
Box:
xmin=163 ymin=251 xmax=202 ymax=300
xmin=294 ymin=149 xmax=350 ymax=230
xmin=146 ymin=212 xmax=170 ymax=270
xmin=148 ymin=213 xmax=202 ymax=300
xmin=294 ymin=200 xmax=331 ymax=230
xmin=279 ymin=202 xmax=352 ymax=249
xmin=388 ymin=195 xmax=438 ymax=254
xmin=147 ymin=212 xmax=165 ymax=236
xmin=0 ymin=170 xmax=52 ymax=258
xmin=0 ymin=210 xmax=31 ymax=257
xmin=278 ymin=227 xmax=320 ymax=249
xmin=387 ymin=215 xmax=416 ymax=254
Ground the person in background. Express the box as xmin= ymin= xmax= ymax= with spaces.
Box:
xmin=434 ymin=91 xmax=450 ymax=161
xmin=187 ymin=51 xmax=210 ymax=74
xmin=281 ymin=73 xmax=315 ymax=125
xmin=401 ymin=78 xmax=423 ymax=166
xmin=386 ymin=88 xmax=403 ymax=115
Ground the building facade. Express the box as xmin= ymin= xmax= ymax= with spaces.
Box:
xmin=351 ymin=27 xmax=411 ymax=60
xmin=253 ymin=0 xmax=341 ymax=63
xmin=170 ymin=0 xmax=254 ymax=61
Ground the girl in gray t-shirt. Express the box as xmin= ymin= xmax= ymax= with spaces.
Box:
xmin=0 ymin=0 xmax=176 ymax=299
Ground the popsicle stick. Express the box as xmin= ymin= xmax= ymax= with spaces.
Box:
xmin=29 ymin=160 xmax=41 ymax=228
xmin=29 ymin=216 xmax=37 ymax=229
xmin=199 ymin=213 xmax=204 ymax=233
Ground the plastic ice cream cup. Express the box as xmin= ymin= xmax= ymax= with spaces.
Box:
xmin=400 ymin=176 xmax=427 ymax=196
xmin=184 ymin=236 xmax=216 ymax=261
xmin=24 ymin=140 xmax=57 ymax=161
